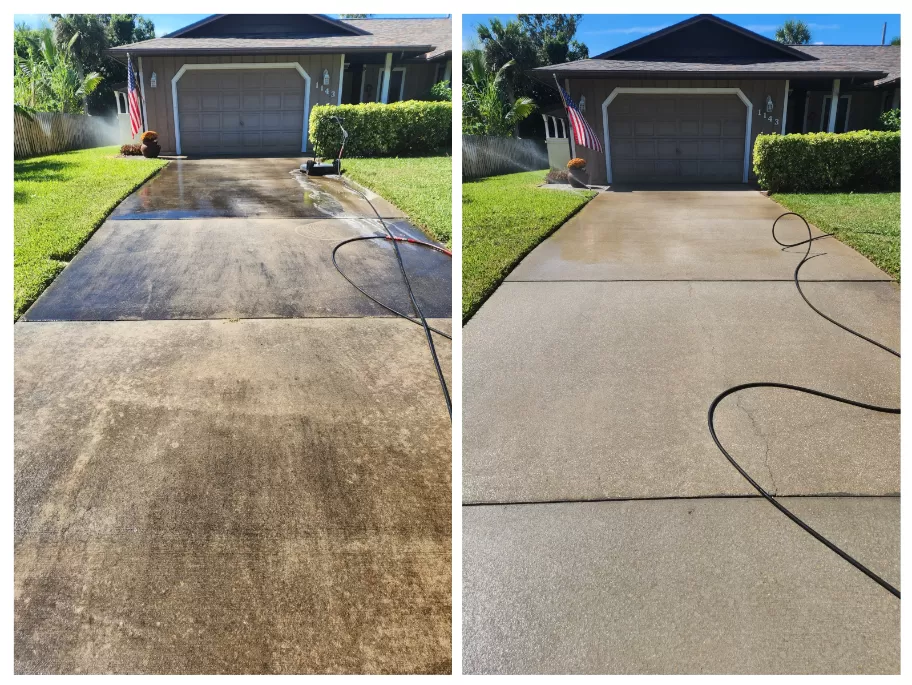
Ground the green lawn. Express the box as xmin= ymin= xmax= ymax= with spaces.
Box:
xmin=463 ymin=170 xmax=595 ymax=321
xmin=342 ymin=156 xmax=452 ymax=245
xmin=14 ymin=146 xmax=167 ymax=319
xmin=771 ymin=192 xmax=900 ymax=281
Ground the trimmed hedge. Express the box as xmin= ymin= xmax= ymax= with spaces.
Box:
xmin=753 ymin=130 xmax=900 ymax=192
xmin=309 ymin=101 xmax=451 ymax=157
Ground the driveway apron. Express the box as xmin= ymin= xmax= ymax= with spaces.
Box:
xmin=463 ymin=188 xmax=899 ymax=673
xmin=15 ymin=158 xmax=452 ymax=674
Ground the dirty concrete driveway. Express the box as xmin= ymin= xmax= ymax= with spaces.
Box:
xmin=463 ymin=188 xmax=899 ymax=674
xmin=15 ymin=158 xmax=452 ymax=674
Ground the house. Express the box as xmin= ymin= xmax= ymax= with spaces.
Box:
xmin=108 ymin=14 xmax=452 ymax=156
xmin=531 ymin=14 xmax=900 ymax=185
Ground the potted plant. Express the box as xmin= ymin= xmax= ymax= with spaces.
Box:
xmin=567 ymin=157 xmax=589 ymax=188
xmin=141 ymin=130 xmax=161 ymax=158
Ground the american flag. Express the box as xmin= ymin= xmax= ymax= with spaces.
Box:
xmin=556 ymin=81 xmax=602 ymax=152
xmin=127 ymin=55 xmax=143 ymax=138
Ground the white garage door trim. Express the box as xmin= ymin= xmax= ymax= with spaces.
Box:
xmin=172 ymin=62 xmax=312 ymax=156
xmin=602 ymin=87 xmax=753 ymax=184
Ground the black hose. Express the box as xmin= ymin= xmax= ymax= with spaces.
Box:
xmin=331 ymin=179 xmax=452 ymax=419
xmin=708 ymin=212 xmax=899 ymax=598
xmin=332 ymin=235 xmax=452 ymax=340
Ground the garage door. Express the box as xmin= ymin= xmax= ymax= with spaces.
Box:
xmin=177 ymin=69 xmax=306 ymax=155
xmin=608 ymin=94 xmax=746 ymax=183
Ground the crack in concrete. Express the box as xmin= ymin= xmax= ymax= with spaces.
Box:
xmin=734 ymin=393 xmax=777 ymax=494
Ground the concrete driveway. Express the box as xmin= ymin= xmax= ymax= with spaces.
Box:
xmin=15 ymin=158 xmax=452 ymax=674
xmin=463 ymin=188 xmax=899 ymax=674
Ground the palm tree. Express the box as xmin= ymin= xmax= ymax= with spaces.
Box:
xmin=462 ymin=51 xmax=536 ymax=137
xmin=13 ymin=28 xmax=103 ymax=114
xmin=775 ymin=19 xmax=812 ymax=45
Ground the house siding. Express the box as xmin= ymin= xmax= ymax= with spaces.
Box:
xmin=402 ymin=62 xmax=439 ymax=101
xmin=139 ymin=52 xmax=345 ymax=155
xmin=566 ymin=77 xmax=789 ymax=184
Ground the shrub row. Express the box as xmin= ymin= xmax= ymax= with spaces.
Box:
xmin=753 ymin=130 xmax=900 ymax=193
xmin=309 ymin=101 xmax=451 ymax=158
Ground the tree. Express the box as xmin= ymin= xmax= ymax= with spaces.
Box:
xmin=462 ymin=51 xmax=536 ymax=136
xmin=13 ymin=27 xmax=103 ymax=114
xmin=775 ymin=19 xmax=811 ymax=45
xmin=518 ymin=14 xmax=589 ymax=64
xmin=890 ymin=36 xmax=900 ymax=45
xmin=474 ymin=15 xmax=588 ymax=136
xmin=48 ymin=14 xmax=156 ymax=114
xmin=14 ymin=22 xmax=43 ymax=60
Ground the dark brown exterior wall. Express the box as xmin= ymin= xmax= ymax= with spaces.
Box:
xmin=402 ymin=62 xmax=445 ymax=101
xmin=798 ymin=87 xmax=885 ymax=133
xmin=138 ymin=53 xmax=345 ymax=155
xmin=847 ymin=89 xmax=887 ymax=130
xmin=566 ymin=77 xmax=791 ymax=184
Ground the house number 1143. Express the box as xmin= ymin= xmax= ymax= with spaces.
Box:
xmin=757 ymin=109 xmax=779 ymax=126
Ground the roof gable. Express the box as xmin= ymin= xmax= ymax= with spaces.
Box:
xmin=595 ymin=14 xmax=814 ymax=62
xmin=166 ymin=14 xmax=367 ymax=39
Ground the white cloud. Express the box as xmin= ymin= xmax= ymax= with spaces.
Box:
xmin=746 ymin=25 xmax=778 ymax=33
xmin=813 ymin=41 xmax=825 ymax=45
xmin=582 ymin=25 xmax=671 ymax=36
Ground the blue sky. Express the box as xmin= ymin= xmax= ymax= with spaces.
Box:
xmin=14 ymin=14 xmax=449 ymax=37
xmin=463 ymin=14 xmax=901 ymax=52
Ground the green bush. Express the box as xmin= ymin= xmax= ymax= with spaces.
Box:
xmin=309 ymin=101 xmax=452 ymax=157
xmin=753 ymin=131 xmax=900 ymax=192
xmin=427 ymin=80 xmax=452 ymax=102
xmin=879 ymin=108 xmax=900 ymax=131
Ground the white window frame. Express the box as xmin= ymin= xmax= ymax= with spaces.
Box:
xmin=171 ymin=62 xmax=312 ymax=156
xmin=819 ymin=93 xmax=852 ymax=133
xmin=376 ymin=66 xmax=407 ymax=103
xmin=601 ymin=87 xmax=753 ymax=184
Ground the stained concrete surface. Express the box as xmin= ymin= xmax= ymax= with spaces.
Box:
xmin=23 ymin=218 xmax=450 ymax=321
xmin=463 ymin=498 xmax=899 ymax=674
xmin=508 ymin=191 xmax=891 ymax=282
xmin=463 ymin=188 xmax=899 ymax=673
xmin=17 ymin=157 xmax=452 ymax=673
xmin=111 ymin=161 xmax=406 ymax=220
xmin=15 ymin=319 xmax=451 ymax=674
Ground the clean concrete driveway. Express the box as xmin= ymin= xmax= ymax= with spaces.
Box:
xmin=463 ymin=188 xmax=899 ymax=674
xmin=16 ymin=158 xmax=452 ymax=674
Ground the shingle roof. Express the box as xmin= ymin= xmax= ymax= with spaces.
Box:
xmin=794 ymin=45 xmax=900 ymax=85
xmin=533 ymin=45 xmax=899 ymax=82
xmin=108 ymin=17 xmax=451 ymax=60
xmin=344 ymin=18 xmax=451 ymax=59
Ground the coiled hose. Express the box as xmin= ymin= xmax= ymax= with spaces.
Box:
xmin=331 ymin=180 xmax=452 ymax=419
xmin=708 ymin=212 xmax=899 ymax=598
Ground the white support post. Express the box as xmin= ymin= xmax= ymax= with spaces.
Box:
xmin=443 ymin=60 xmax=451 ymax=83
xmin=137 ymin=55 xmax=148 ymax=133
xmin=564 ymin=78 xmax=576 ymax=158
xmin=559 ymin=118 xmax=566 ymax=139
xmin=359 ymin=65 xmax=366 ymax=103
xmin=780 ymin=80 xmax=789 ymax=135
xmin=827 ymin=78 xmax=841 ymax=132
xmin=380 ymin=52 xmax=393 ymax=104
xmin=337 ymin=54 xmax=345 ymax=105
xmin=542 ymin=114 xmax=550 ymax=139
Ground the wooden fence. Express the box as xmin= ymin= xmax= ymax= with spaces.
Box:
xmin=14 ymin=111 xmax=121 ymax=159
xmin=463 ymin=134 xmax=549 ymax=180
